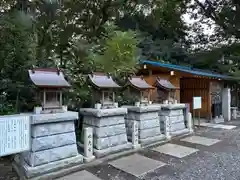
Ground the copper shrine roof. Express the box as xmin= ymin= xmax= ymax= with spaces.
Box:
xmin=28 ymin=68 xmax=70 ymax=88
xmin=127 ymin=76 xmax=154 ymax=90
xmin=155 ymin=78 xmax=177 ymax=90
xmin=88 ymin=73 xmax=120 ymax=88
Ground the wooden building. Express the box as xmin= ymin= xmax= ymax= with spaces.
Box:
xmin=124 ymin=76 xmax=154 ymax=104
xmin=28 ymin=68 xmax=70 ymax=113
xmin=87 ymin=72 xmax=121 ymax=108
xmin=138 ymin=60 xmax=236 ymax=120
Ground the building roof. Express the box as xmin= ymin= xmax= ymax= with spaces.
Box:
xmin=127 ymin=76 xmax=154 ymax=90
xmin=28 ymin=68 xmax=70 ymax=88
xmin=140 ymin=60 xmax=236 ymax=80
xmin=155 ymin=78 xmax=177 ymax=90
xmin=88 ymin=73 xmax=120 ymax=88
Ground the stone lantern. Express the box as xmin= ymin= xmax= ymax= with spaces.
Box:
xmin=28 ymin=68 xmax=70 ymax=113
xmin=124 ymin=76 xmax=154 ymax=106
xmin=88 ymin=72 xmax=121 ymax=109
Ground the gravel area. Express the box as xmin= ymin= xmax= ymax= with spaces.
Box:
xmin=1 ymin=120 xmax=240 ymax=180
xmin=0 ymin=156 xmax=18 ymax=180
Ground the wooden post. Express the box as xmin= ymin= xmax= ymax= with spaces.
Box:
xmin=59 ymin=91 xmax=63 ymax=107
xmin=198 ymin=109 xmax=201 ymax=127
xmin=43 ymin=89 xmax=46 ymax=110
xmin=102 ymin=91 xmax=104 ymax=104
xmin=193 ymin=109 xmax=195 ymax=129
xmin=112 ymin=91 xmax=115 ymax=102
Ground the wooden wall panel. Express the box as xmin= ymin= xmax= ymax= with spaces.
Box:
xmin=180 ymin=78 xmax=211 ymax=118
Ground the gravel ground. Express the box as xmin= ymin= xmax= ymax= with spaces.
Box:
xmin=0 ymin=156 xmax=18 ymax=180
xmin=1 ymin=120 xmax=240 ymax=180
xmin=87 ymin=122 xmax=240 ymax=180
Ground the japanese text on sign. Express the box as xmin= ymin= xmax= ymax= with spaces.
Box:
xmin=0 ymin=115 xmax=30 ymax=157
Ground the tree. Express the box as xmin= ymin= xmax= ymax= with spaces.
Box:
xmin=117 ymin=0 xmax=191 ymax=64
xmin=186 ymin=0 xmax=240 ymax=75
xmin=0 ymin=11 xmax=37 ymax=113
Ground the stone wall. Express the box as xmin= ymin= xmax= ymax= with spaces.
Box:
xmin=80 ymin=108 xmax=131 ymax=157
xmin=159 ymin=104 xmax=190 ymax=137
xmin=125 ymin=105 xmax=165 ymax=145
xmin=14 ymin=111 xmax=83 ymax=179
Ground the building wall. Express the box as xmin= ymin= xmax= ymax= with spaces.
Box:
xmin=143 ymin=74 xmax=181 ymax=103
xmin=180 ymin=78 xmax=211 ymax=118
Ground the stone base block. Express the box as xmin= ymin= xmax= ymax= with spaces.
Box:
xmin=93 ymin=142 xmax=132 ymax=158
xmin=23 ymin=144 xmax=78 ymax=166
xmin=127 ymin=111 xmax=159 ymax=121
xmin=83 ymin=156 xmax=95 ymax=163
xmin=83 ymin=123 xmax=126 ymax=138
xmin=83 ymin=116 xmax=125 ymax=127
xmin=170 ymin=128 xmax=190 ymax=137
xmin=13 ymin=154 xmax=83 ymax=179
xmin=139 ymin=134 xmax=166 ymax=146
xmin=132 ymin=144 xmax=141 ymax=150
xmin=170 ymin=123 xmax=186 ymax=132
xmin=93 ymin=134 xmax=128 ymax=150
xmin=126 ymin=118 xmax=160 ymax=131
xmin=139 ymin=127 xmax=161 ymax=139
xmin=212 ymin=117 xmax=224 ymax=124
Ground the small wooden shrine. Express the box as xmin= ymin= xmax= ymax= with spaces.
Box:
xmin=88 ymin=72 xmax=121 ymax=108
xmin=125 ymin=76 xmax=154 ymax=104
xmin=154 ymin=77 xmax=177 ymax=104
xmin=28 ymin=68 xmax=70 ymax=113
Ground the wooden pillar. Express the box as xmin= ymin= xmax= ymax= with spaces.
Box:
xmin=43 ymin=89 xmax=46 ymax=110
xmin=148 ymin=70 xmax=152 ymax=76
xmin=112 ymin=90 xmax=115 ymax=102
xmin=59 ymin=91 xmax=63 ymax=107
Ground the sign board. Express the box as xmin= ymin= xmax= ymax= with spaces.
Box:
xmin=193 ymin=97 xmax=202 ymax=110
xmin=0 ymin=115 xmax=30 ymax=157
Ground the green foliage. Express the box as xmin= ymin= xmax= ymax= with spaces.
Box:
xmin=117 ymin=0 xmax=190 ymax=65
xmin=4 ymin=0 xmax=239 ymax=114
xmin=188 ymin=0 xmax=240 ymax=75
xmin=116 ymin=92 xmax=139 ymax=106
xmin=94 ymin=26 xmax=140 ymax=77
xmin=0 ymin=11 xmax=37 ymax=113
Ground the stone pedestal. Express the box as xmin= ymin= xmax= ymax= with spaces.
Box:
xmin=79 ymin=108 xmax=131 ymax=158
xmin=187 ymin=112 xmax=194 ymax=133
xmin=160 ymin=104 xmax=190 ymax=138
xmin=222 ymin=88 xmax=231 ymax=121
xmin=13 ymin=111 xmax=83 ymax=179
xmin=83 ymin=127 xmax=95 ymax=162
xmin=125 ymin=105 xmax=165 ymax=145
xmin=231 ymin=107 xmax=237 ymax=120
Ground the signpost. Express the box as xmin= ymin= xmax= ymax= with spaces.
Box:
xmin=0 ymin=115 xmax=30 ymax=157
xmin=193 ymin=97 xmax=202 ymax=127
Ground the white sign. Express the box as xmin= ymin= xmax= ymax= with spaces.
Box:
xmin=0 ymin=115 xmax=30 ymax=157
xmin=193 ymin=97 xmax=202 ymax=109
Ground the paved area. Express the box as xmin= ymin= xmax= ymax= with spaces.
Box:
xmin=1 ymin=120 xmax=240 ymax=180
xmin=57 ymin=170 xmax=101 ymax=180
xmin=152 ymin=143 xmax=199 ymax=158
xmin=109 ymin=154 xmax=166 ymax=177
xmin=197 ymin=122 xmax=237 ymax=129
xmin=180 ymin=135 xmax=221 ymax=146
